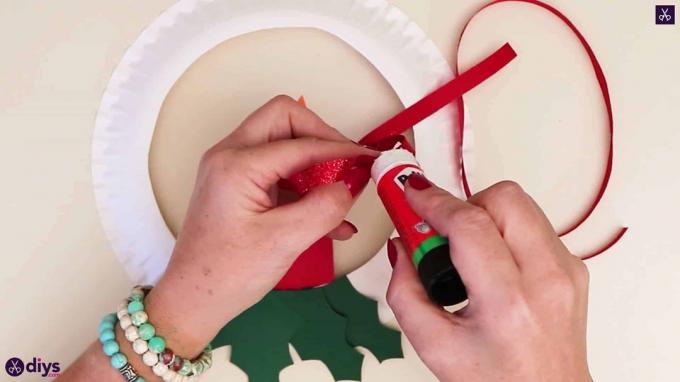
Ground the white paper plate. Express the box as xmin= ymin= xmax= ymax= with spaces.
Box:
xmin=92 ymin=0 xmax=463 ymax=286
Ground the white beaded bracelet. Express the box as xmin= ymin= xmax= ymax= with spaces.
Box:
xmin=117 ymin=297 xmax=198 ymax=382
xmin=116 ymin=286 xmax=212 ymax=381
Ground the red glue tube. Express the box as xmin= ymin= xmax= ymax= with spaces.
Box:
xmin=371 ymin=149 xmax=467 ymax=306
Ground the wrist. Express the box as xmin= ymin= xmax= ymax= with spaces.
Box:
xmin=144 ymin=280 xmax=219 ymax=358
xmin=147 ymin=244 xmax=263 ymax=353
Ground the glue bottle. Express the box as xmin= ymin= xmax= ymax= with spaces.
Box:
xmin=371 ymin=149 xmax=467 ymax=306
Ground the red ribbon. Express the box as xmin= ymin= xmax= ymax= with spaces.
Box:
xmin=275 ymin=0 xmax=626 ymax=290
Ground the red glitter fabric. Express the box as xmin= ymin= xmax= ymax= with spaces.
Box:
xmin=284 ymin=158 xmax=354 ymax=195
xmin=275 ymin=0 xmax=626 ymax=290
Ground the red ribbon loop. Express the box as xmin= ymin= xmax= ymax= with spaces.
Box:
xmin=456 ymin=0 xmax=627 ymax=259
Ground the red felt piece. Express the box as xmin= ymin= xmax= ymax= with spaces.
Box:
xmin=275 ymin=237 xmax=335 ymax=290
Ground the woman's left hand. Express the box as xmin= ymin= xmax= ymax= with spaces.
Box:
xmin=143 ymin=95 xmax=376 ymax=356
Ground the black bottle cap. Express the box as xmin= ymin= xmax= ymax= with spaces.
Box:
xmin=417 ymin=244 xmax=467 ymax=306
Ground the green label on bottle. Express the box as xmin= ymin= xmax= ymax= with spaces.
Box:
xmin=412 ymin=235 xmax=448 ymax=267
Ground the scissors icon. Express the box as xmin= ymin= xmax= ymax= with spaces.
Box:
xmin=659 ymin=7 xmax=672 ymax=22
xmin=6 ymin=359 xmax=24 ymax=375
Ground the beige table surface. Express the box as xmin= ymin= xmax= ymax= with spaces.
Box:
xmin=2 ymin=0 xmax=680 ymax=381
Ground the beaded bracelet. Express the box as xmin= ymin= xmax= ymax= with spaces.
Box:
xmin=98 ymin=313 xmax=146 ymax=382
xmin=116 ymin=286 xmax=213 ymax=381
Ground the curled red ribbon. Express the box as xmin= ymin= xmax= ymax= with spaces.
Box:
xmin=275 ymin=0 xmax=626 ymax=290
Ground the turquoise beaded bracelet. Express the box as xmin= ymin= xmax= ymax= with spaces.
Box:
xmin=117 ymin=286 xmax=212 ymax=381
xmin=98 ymin=313 xmax=146 ymax=382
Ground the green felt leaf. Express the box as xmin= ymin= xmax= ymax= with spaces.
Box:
xmin=278 ymin=287 xmax=363 ymax=381
xmin=211 ymin=276 xmax=402 ymax=382
xmin=323 ymin=277 xmax=403 ymax=361
xmin=211 ymin=293 xmax=301 ymax=382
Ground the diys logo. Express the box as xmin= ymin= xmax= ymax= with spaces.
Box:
xmin=5 ymin=357 xmax=61 ymax=378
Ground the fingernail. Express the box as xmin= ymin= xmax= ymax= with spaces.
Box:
xmin=387 ymin=239 xmax=397 ymax=268
xmin=343 ymin=167 xmax=371 ymax=198
xmin=407 ymin=173 xmax=431 ymax=190
xmin=354 ymin=155 xmax=376 ymax=169
xmin=346 ymin=220 xmax=358 ymax=234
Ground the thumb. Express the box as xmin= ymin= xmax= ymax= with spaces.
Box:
xmin=264 ymin=177 xmax=362 ymax=256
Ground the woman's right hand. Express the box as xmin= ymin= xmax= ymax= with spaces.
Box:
xmin=387 ymin=176 xmax=592 ymax=382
